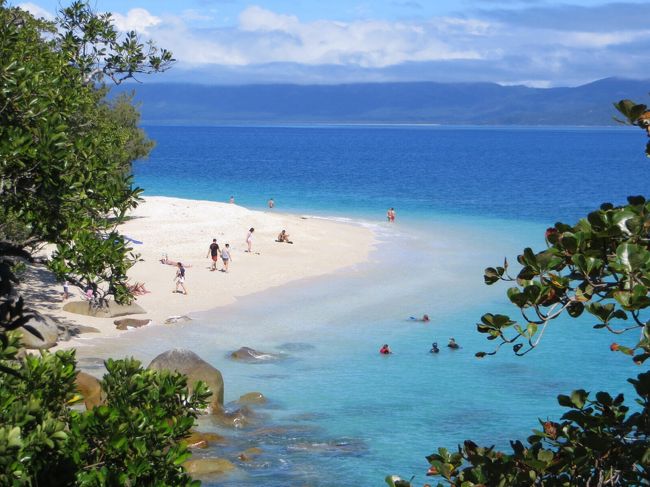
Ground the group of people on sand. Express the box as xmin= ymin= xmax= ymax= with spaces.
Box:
xmin=163 ymin=224 xmax=294 ymax=296
xmin=206 ymin=238 xmax=232 ymax=273
xmin=379 ymin=337 xmax=460 ymax=355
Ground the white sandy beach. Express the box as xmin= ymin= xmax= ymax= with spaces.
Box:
xmin=27 ymin=196 xmax=374 ymax=348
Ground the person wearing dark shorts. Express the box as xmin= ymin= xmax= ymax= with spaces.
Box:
xmin=206 ymin=238 xmax=220 ymax=271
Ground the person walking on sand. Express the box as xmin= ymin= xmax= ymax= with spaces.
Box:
xmin=268 ymin=198 xmax=274 ymax=208
xmin=206 ymin=238 xmax=220 ymax=271
xmin=246 ymin=228 xmax=255 ymax=252
xmin=221 ymin=243 xmax=232 ymax=272
xmin=387 ymin=208 xmax=396 ymax=222
xmin=174 ymin=262 xmax=187 ymax=295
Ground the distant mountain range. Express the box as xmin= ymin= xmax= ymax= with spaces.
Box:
xmin=114 ymin=78 xmax=650 ymax=126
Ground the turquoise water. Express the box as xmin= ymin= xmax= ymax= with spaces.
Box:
xmin=78 ymin=126 xmax=645 ymax=486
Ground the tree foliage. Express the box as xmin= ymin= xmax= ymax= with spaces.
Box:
xmin=0 ymin=0 xmax=167 ymax=326
xmin=0 ymin=333 xmax=210 ymax=485
xmin=56 ymin=0 xmax=175 ymax=86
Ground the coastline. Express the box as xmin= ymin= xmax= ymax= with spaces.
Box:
xmin=27 ymin=196 xmax=375 ymax=350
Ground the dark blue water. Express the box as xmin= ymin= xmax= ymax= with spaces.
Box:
xmin=123 ymin=125 xmax=650 ymax=486
xmin=136 ymin=125 xmax=647 ymax=223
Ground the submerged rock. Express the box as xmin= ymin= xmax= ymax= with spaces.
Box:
xmin=212 ymin=405 xmax=255 ymax=429
xmin=230 ymin=347 xmax=284 ymax=362
xmin=114 ymin=318 xmax=151 ymax=330
xmin=63 ymin=300 xmax=146 ymax=318
xmin=237 ymin=447 xmax=263 ymax=462
xmin=148 ymin=349 xmax=224 ymax=410
xmin=183 ymin=430 xmax=226 ymax=449
xmin=238 ymin=392 xmax=267 ymax=405
xmin=182 ymin=458 xmax=237 ymax=477
xmin=287 ymin=438 xmax=368 ymax=456
xmin=164 ymin=315 xmax=192 ymax=324
xmin=276 ymin=342 xmax=315 ymax=352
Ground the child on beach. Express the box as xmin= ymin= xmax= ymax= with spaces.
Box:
xmin=221 ymin=243 xmax=232 ymax=272
xmin=246 ymin=228 xmax=254 ymax=252
xmin=174 ymin=262 xmax=187 ymax=295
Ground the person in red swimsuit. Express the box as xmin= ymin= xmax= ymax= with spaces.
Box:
xmin=379 ymin=344 xmax=392 ymax=354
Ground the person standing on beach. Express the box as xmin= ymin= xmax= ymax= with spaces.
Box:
xmin=246 ymin=228 xmax=254 ymax=252
xmin=268 ymin=198 xmax=274 ymax=208
xmin=387 ymin=208 xmax=396 ymax=222
xmin=174 ymin=262 xmax=187 ymax=295
xmin=206 ymin=238 xmax=220 ymax=271
xmin=229 ymin=196 xmax=235 ymax=204
xmin=221 ymin=243 xmax=232 ymax=272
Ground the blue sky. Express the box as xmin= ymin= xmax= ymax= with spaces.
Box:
xmin=15 ymin=0 xmax=650 ymax=87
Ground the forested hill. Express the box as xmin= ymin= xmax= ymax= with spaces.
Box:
xmin=114 ymin=77 xmax=650 ymax=126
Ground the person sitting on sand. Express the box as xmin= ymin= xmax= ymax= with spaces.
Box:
xmin=447 ymin=337 xmax=459 ymax=349
xmin=174 ymin=262 xmax=188 ymax=295
xmin=276 ymin=230 xmax=293 ymax=244
xmin=430 ymin=342 xmax=440 ymax=353
xmin=379 ymin=344 xmax=392 ymax=355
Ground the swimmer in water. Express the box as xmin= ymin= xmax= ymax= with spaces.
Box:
xmin=379 ymin=344 xmax=392 ymax=355
xmin=430 ymin=342 xmax=440 ymax=353
xmin=447 ymin=337 xmax=459 ymax=349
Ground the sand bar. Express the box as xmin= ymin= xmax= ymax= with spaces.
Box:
xmin=24 ymin=196 xmax=374 ymax=348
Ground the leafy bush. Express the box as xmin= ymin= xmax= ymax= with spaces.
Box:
xmin=0 ymin=333 xmax=210 ymax=485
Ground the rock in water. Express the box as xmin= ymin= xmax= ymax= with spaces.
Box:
xmin=63 ymin=300 xmax=146 ymax=318
xmin=182 ymin=458 xmax=237 ymax=477
xmin=230 ymin=346 xmax=283 ymax=362
xmin=17 ymin=312 xmax=60 ymax=349
xmin=238 ymin=392 xmax=267 ymax=405
xmin=114 ymin=318 xmax=151 ymax=330
xmin=75 ymin=371 xmax=104 ymax=410
xmin=148 ymin=349 xmax=224 ymax=410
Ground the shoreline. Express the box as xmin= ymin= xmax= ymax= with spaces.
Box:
xmin=25 ymin=196 xmax=375 ymax=350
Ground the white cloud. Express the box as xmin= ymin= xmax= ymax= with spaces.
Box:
xmin=239 ymin=6 xmax=300 ymax=33
xmin=92 ymin=3 xmax=650 ymax=86
xmin=112 ymin=8 xmax=161 ymax=34
xmin=560 ymin=30 xmax=650 ymax=49
xmin=17 ymin=2 xmax=53 ymax=20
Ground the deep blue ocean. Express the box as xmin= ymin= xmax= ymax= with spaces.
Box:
xmin=83 ymin=125 xmax=648 ymax=486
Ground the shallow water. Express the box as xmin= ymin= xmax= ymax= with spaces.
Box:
xmin=73 ymin=125 xmax=645 ymax=485
xmin=75 ymin=218 xmax=635 ymax=486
